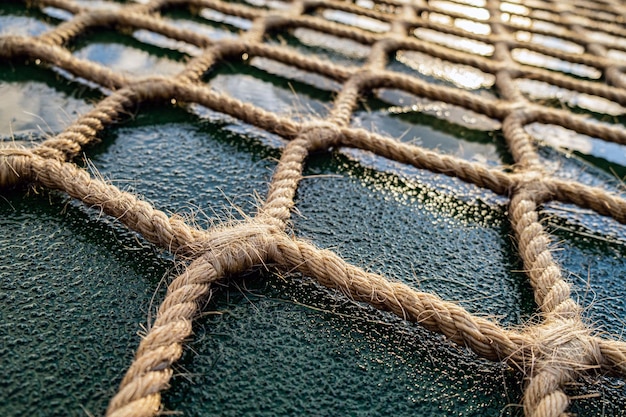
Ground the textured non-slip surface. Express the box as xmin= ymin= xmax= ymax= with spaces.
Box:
xmin=1 ymin=0 xmax=626 ymax=416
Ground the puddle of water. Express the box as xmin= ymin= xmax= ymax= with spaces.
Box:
xmin=72 ymin=0 xmax=124 ymax=10
xmin=0 ymin=3 xmax=59 ymax=36
xmin=376 ymin=88 xmax=501 ymax=132
xmin=352 ymin=92 xmax=503 ymax=167
xmin=293 ymin=28 xmax=372 ymax=61
xmin=0 ymin=55 xmax=103 ymax=139
xmin=0 ymin=15 xmax=52 ymax=37
xmin=414 ymin=28 xmax=494 ymax=56
xmin=516 ymin=79 xmax=626 ymax=116
xmin=0 ymin=81 xmax=93 ymax=139
xmin=321 ymin=9 xmax=390 ymax=33
xmin=265 ymin=28 xmax=369 ymax=71
xmin=207 ymin=69 xmax=330 ymax=120
xmin=512 ymin=48 xmax=602 ymax=79
xmin=162 ymin=9 xmax=239 ymax=41
xmin=393 ymin=50 xmax=496 ymax=92
xmin=537 ymin=144 xmax=625 ymax=197
xmin=132 ymin=29 xmax=203 ymax=56
xmin=526 ymin=123 xmax=626 ymax=178
xmin=42 ymin=6 xmax=74 ymax=21
xmin=250 ymin=56 xmax=343 ymax=92
xmin=200 ymin=8 xmax=252 ymax=31
xmin=73 ymin=38 xmax=186 ymax=77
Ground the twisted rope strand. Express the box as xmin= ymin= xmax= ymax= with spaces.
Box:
xmin=1 ymin=0 xmax=626 ymax=416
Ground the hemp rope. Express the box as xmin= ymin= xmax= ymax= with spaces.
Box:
xmin=2 ymin=0 xmax=626 ymax=416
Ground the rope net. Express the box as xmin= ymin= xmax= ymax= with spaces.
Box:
xmin=1 ymin=0 xmax=626 ymax=415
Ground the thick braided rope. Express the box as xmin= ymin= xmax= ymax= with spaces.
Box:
xmin=1 ymin=129 xmax=625 ymax=417
xmin=0 ymin=151 xmax=529 ymax=416
xmin=509 ymin=188 xmax=593 ymax=417
xmin=2 ymin=0 xmax=626 ymax=416
xmin=483 ymin=0 xmax=617 ymax=413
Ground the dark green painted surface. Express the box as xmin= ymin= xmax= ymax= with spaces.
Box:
xmin=1 ymin=2 xmax=626 ymax=416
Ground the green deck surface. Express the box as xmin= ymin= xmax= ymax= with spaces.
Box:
xmin=1 ymin=2 xmax=626 ymax=416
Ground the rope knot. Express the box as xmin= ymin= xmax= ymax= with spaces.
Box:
xmin=512 ymin=171 xmax=554 ymax=203
xmin=193 ymin=221 xmax=282 ymax=277
xmin=522 ymin=319 xmax=603 ymax=416
xmin=300 ymin=121 xmax=342 ymax=151
xmin=531 ymin=319 xmax=601 ymax=373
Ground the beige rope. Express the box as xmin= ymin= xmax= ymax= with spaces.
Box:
xmin=2 ymin=0 xmax=626 ymax=416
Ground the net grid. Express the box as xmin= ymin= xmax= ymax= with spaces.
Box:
xmin=1 ymin=0 xmax=626 ymax=416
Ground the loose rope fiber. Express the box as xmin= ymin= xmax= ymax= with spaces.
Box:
xmin=2 ymin=0 xmax=626 ymax=416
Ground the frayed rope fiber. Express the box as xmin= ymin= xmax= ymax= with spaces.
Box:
xmin=2 ymin=0 xmax=626 ymax=416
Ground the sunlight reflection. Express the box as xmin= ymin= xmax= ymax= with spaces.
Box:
xmin=356 ymin=0 xmax=375 ymax=9
xmin=516 ymin=79 xmax=626 ymax=115
xmin=429 ymin=0 xmax=490 ymax=21
xmin=500 ymin=2 xmax=529 ymax=16
xmin=200 ymin=9 xmax=252 ymax=30
xmin=0 ymin=82 xmax=91 ymax=137
xmin=133 ymin=30 xmax=202 ymax=56
xmin=0 ymin=16 xmax=52 ymax=36
xmin=454 ymin=18 xmax=491 ymax=35
xmin=72 ymin=0 xmax=122 ymax=9
xmin=526 ymin=123 xmax=626 ymax=167
xmin=293 ymin=28 xmax=371 ymax=59
xmin=512 ymin=49 xmax=601 ymax=78
xmin=426 ymin=12 xmax=452 ymax=25
xmin=515 ymin=32 xmax=584 ymax=54
xmin=322 ymin=10 xmax=391 ymax=33
xmin=74 ymin=43 xmax=185 ymax=76
xmin=251 ymin=57 xmax=342 ymax=92
xmin=608 ymin=49 xmax=626 ymax=63
xmin=453 ymin=0 xmax=486 ymax=7
xmin=42 ymin=7 xmax=73 ymax=21
xmin=500 ymin=13 xmax=531 ymax=27
xmin=531 ymin=20 xmax=569 ymax=37
xmin=396 ymin=50 xmax=495 ymax=90
xmin=425 ymin=12 xmax=490 ymax=35
xmin=243 ymin=0 xmax=291 ymax=10
xmin=586 ymin=31 xmax=626 ymax=50
xmin=163 ymin=17 xmax=237 ymax=41
xmin=379 ymin=89 xmax=501 ymax=131
xmin=415 ymin=28 xmax=494 ymax=56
